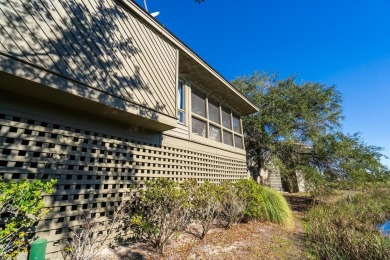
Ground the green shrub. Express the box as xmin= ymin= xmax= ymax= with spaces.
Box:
xmin=191 ymin=181 xmax=220 ymax=238
xmin=0 ymin=178 xmax=56 ymax=259
xmin=64 ymin=194 xmax=134 ymax=260
xmin=218 ymin=182 xmax=246 ymax=228
xmin=261 ymin=187 xmax=293 ymax=226
xmin=129 ymin=179 xmax=192 ymax=253
xmin=234 ymin=179 xmax=265 ymax=220
xmin=307 ymin=185 xmax=390 ymax=259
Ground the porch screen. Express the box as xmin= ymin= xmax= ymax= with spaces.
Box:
xmin=233 ymin=114 xmax=241 ymax=133
xmin=222 ymin=107 xmax=231 ymax=129
xmin=191 ymin=90 xmax=206 ymax=117
xmin=208 ymin=99 xmax=220 ymax=124
xmin=209 ymin=125 xmax=221 ymax=142
xmin=192 ymin=117 xmax=206 ymax=137
xmin=234 ymin=135 xmax=243 ymax=149
xmin=223 ymin=130 xmax=233 ymax=145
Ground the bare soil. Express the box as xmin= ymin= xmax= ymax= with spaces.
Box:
xmin=98 ymin=194 xmax=312 ymax=260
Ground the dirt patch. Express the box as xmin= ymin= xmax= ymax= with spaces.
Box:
xmin=97 ymin=194 xmax=313 ymax=259
xmin=98 ymin=218 xmax=307 ymax=260
xmin=284 ymin=193 xmax=314 ymax=212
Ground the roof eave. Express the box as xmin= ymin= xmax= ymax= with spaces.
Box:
xmin=117 ymin=0 xmax=259 ymax=115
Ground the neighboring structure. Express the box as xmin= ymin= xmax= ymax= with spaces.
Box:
xmin=0 ymin=0 xmax=258 ymax=257
xmin=260 ymin=168 xmax=284 ymax=192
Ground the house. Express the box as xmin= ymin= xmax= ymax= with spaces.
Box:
xmin=0 ymin=0 xmax=258 ymax=257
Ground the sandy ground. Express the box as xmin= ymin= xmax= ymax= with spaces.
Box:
xmin=96 ymin=194 xmax=312 ymax=259
xmin=97 ymin=217 xmax=307 ymax=260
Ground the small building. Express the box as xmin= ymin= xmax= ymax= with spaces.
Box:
xmin=0 ymin=0 xmax=257 ymax=257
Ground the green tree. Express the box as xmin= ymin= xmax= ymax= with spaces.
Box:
xmin=307 ymin=132 xmax=388 ymax=192
xmin=232 ymin=71 xmax=388 ymax=193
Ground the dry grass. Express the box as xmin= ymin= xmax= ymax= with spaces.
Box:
xmin=95 ymin=193 xmax=316 ymax=260
xmin=98 ymin=217 xmax=307 ymax=260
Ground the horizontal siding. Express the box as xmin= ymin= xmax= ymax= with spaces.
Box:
xmin=0 ymin=0 xmax=177 ymax=117
xmin=0 ymin=90 xmax=248 ymax=259
xmin=163 ymin=125 xmax=190 ymax=139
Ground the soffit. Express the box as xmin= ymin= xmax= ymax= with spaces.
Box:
xmin=179 ymin=53 xmax=257 ymax=115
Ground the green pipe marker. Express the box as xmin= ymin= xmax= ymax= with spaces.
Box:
xmin=29 ymin=238 xmax=47 ymax=260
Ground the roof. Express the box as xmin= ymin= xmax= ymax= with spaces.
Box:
xmin=118 ymin=0 xmax=259 ymax=115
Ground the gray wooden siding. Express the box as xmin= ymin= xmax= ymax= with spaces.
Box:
xmin=164 ymin=124 xmax=190 ymax=139
xmin=0 ymin=91 xmax=248 ymax=258
xmin=0 ymin=0 xmax=177 ymax=118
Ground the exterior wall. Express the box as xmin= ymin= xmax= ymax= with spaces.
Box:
xmin=0 ymin=0 xmax=178 ymax=128
xmin=296 ymin=170 xmax=306 ymax=192
xmin=260 ymin=168 xmax=283 ymax=192
xmin=0 ymin=1 xmax=253 ymax=258
xmin=0 ymin=91 xmax=248 ymax=258
xmin=164 ymin=79 xmax=246 ymax=155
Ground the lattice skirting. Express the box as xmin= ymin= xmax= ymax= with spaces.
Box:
xmin=0 ymin=93 xmax=248 ymax=258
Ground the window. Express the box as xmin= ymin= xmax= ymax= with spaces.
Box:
xmin=178 ymin=81 xmax=185 ymax=124
xmin=233 ymin=114 xmax=241 ymax=133
xmin=222 ymin=107 xmax=231 ymax=129
xmin=190 ymin=87 xmax=244 ymax=149
xmin=223 ymin=130 xmax=233 ymax=146
xmin=191 ymin=90 xmax=206 ymax=117
xmin=234 ymin=135 xmax=243 ymax=149
xmin=208 ymin=99 xmax=220 ymax=124
xmin=209 ymin=125 xmax=221 ymax=142
xmin=192 ymin=117 xmax=206 ymax=137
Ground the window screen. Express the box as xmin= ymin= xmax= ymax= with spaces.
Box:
xmin=223 ymin=130 xmax=233 ymax=146
xmin=209 ymin=125 xmax=221 ymax=142
xmin=233 ymin=114 xmax=241 ymax=133
xmin=191 ymin=90 xmax=206 ymax=117
xmin=222 ymin=107 xmax=231 ymax=129
xmin=208 ymin=99 xmax=220 ymax=124
xmin=234 ymin=135 xmax=243 ymax=149
xmin=192 ymin=117 xmax=206 ymax=137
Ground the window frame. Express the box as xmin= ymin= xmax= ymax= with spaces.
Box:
xmin=190 ymin=87 xmax=244 ymax=149
xmin=177 ymin=80 xmax=185 ymax=124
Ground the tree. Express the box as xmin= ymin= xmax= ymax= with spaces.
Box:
xmin=306 ymin=132 xmax=388 ymax=192
xmin=232 ymin=71 xmax=388 ymax=192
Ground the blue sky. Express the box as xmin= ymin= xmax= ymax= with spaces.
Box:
xmin=135 ymin=0 xmax=390 ymax=166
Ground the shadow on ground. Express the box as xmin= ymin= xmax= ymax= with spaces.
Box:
xmin=284 ymin=194 xmax=314 ymax=212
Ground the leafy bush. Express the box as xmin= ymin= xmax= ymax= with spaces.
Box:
xmin=0 ymin=178 xmax=56 ymax=259
xmin=64 ymin=196 xmax=133 ymax=260
xmin=307 ymin=185 xmax=390 ymax=259
xmin=261 ymin=187 xmax=293 ymax=226
xmin=218 ymin=182 xmax=246 ymax=228
xmin=130 ymin=179 xmax=192 ymax=253
xmin=191 ymin=181 xmax=220 ymax=238
xmin=234 ymin=179 xmax=265 ymax=220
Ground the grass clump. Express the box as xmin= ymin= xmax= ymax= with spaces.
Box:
xmin=233 ymin=179 xmax=293 ymax=226
xmin=307 ymin=184 xmax=390 ymax=259
xmin=261 ymin=186 xmax=293 ymax=226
